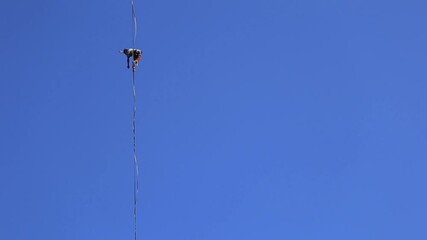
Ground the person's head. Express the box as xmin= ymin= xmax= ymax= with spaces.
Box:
xmin=123 ymin=49 xmax=130 ymax=54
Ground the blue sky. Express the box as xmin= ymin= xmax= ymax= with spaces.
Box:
xmin=1 ymin=0 xmax=427 ymax=239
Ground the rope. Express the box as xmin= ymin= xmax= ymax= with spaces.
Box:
xmin=131 ymin=0 xmax=137 ymax=48
xmin=131 ymin=1 xmax=139 ymax=239
xmin=132 ymin=70 xmax=139 ymax=240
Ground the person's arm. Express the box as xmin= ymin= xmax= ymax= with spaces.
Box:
xmin=127 ymin=56 xmax=130 ymax=68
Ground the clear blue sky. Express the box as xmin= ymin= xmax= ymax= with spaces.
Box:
xmin=1 ymin=0 xmax=427 ymax=239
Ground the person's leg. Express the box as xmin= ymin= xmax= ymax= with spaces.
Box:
xmin=134 ymin=55 xmax=142 ymax=66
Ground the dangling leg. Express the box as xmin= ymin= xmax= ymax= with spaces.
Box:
xmin=133 ymin=55 xmax=142 ymax=68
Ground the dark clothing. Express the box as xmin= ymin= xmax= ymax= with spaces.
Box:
xmin=122 ymin=48 xmax=142 ymax=69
